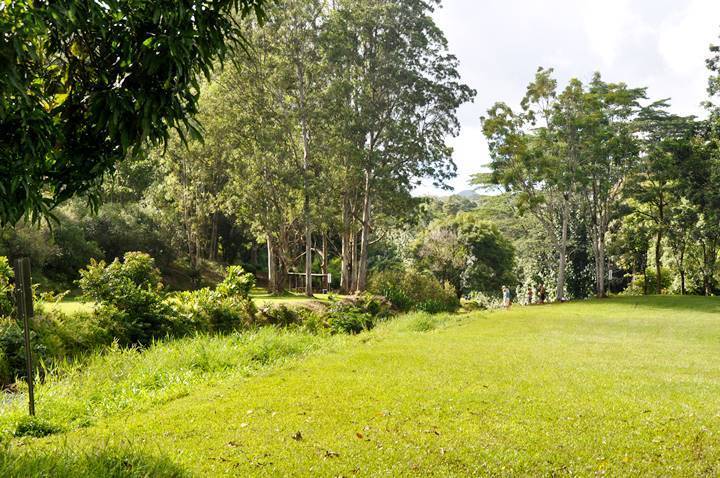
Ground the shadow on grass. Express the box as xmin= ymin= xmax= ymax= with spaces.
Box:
xmin=607 ymin=295 xmax=720 ymax=315
xmin=0 ymin=445 xmax=190 ymax=478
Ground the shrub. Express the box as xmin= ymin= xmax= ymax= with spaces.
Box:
xmin=319 ymin=293 xmax=395 ymax=335
xmin=339 ymin=293 xmax=393 ymax=319
xmin=215 ymin=265 xmax=255 ymax=298
xmin=0 ymin=318 xmax=32 ymax=383
xmin=0 ymin=308 xmax=111 ymax=388
xmin=78 ymin=252 xmax=172 ymax=346
xmin=260 ymin=304 xmax=303 ymax=328
xmin=172 ymin=288 xmax=257 ymax=334
xmin=326 ymin=307 xmax=374 ymax=334
xmin=368 ymin=270 xmax=460 ymax=313
xmin=621 ymin=267 xmax=673 ymax=296
xmin=13 ymin=416 xmax=62 ymax=438
xmin=0 ymin=256 xmax=14 ymax=317
xmin=171 ymin=265 xmax=258 ymax=334
xmin=466 ymin=291 xmax=503 ymax=310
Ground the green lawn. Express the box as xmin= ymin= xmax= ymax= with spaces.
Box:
xmin=250 ymin=288 xmax=335 ymax=307
xmin=43 ymin=298 xmax=95 ymax=315
xmin=44 ymin=289 xmax=331 ymax=314
xmin=3 ymin=296 xmax=720 ymax=476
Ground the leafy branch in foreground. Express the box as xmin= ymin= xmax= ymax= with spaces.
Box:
xmin=0 ymin=0 xmax=267 ymax=226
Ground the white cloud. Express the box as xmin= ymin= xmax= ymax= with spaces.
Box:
xmin=579 ymin=0 xmax=636 ymax=66
xmin=658 ymin=0 xmax=720 ymax=75
xmin=415 ymin=0 xmax=720 ymax=195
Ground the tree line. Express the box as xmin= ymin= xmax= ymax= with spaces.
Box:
xmin=149 ymin=0 xmax=474 ymax=295
xmin=480 ymin=53 xmax=720 ymax=298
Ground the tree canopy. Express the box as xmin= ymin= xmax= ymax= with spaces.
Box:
xmin=0 ymin=0 xmax=267 ymax=225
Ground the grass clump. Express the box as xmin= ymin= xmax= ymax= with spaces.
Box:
xmin=404 ymin=312 xmax=440 ymax=332
xmin=13 ymin=416 xmax=62 ymax=438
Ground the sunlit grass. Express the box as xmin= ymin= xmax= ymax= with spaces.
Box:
xmin=4 ymin=296 xmax=720 ymax=476
xmin=43 ymin=288 xmax=335 ymax=315
xmin=42 ymin=299 xmax=95 ymax=315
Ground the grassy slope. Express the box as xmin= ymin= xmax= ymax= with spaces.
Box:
xmin=5 ymin=296 xmax=720 ymax=476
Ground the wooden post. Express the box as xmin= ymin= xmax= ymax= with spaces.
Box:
xmin=14 ymin=258 xmax=35 ymax=416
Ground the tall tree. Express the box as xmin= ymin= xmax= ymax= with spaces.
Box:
xmin=628 ymin=112 xmax=692 ymax=294
xmin=325 ymin=0 xmax=475 ymax=292
xmin=480 ymin=68 xmax=576 ymax=300
xmin=577 ymin=75 xmax=646 ymax=297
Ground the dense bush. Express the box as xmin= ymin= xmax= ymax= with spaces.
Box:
xmin=78 ymin=252 xmax=173 ymax=346
xmin=260 ymin=304 xmax=305 ymax=328
xmin=80 ymin=203 xmax=174 ymax=267
xmin=322 ymin=294 xmax=393 ymax=334
xmin=0 ymin=304 xmax=108 ymax=387
xmin=173 ymin=288 xmax=257 ymax=334
xmin=326 ymin=306 xmax=374 ymax=334
xmin=0 ymin=257 xmax=13 ymax=317
xmin=466 ymin=291 xmax=503 ymax=310
xmin=622 ymin=267 xmax=673 ymax=296
xmin=172 ymin=265 xmax=257 ymax=334
xmin=216 ymin=265 xmax=255 ymax=297
xmin=368 ymin=270 xmax=460 ymax=313
xmin=0 ymin=318 xmax=27 ymax=385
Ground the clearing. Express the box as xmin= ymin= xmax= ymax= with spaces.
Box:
xmin=3 ymin=296 xmax=720 ymax=476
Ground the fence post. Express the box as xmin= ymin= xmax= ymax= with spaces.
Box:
xmin=14 ymin=258 xmax=35 ymax=416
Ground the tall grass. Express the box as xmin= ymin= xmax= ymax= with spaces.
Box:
xmin=0 ymin=328 xmax=336 ymax=438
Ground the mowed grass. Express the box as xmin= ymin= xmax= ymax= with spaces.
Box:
xmin=3 ymin=296 xmax=720 ymax=476
xmin=250 ymin=288 xmax=334 ymax=306
xmin=44 ymin=288 xmax=331 ymax=314
xmin=43 ymin=298 xmax=95 ymax=315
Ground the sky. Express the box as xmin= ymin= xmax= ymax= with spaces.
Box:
xmin=415 ymin=0 xmax=720 ymax=195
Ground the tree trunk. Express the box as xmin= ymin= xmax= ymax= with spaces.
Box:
xmin=250 ymin=245 xmax=258 ymax=267
xmin=305 ymin=222 xmax=313 ymax=297
xmin=296 ymin=58 xmax=313 ymax=297
xmin=356 ymin=168 xmax=372 ymax=293
xmin=350 ymin=231 xmax=358 ymax=292
xmin=267 ymin=236 xmax=276 ymax=293
xmin=321 ymin=232 xmax=329 ymax=291
xmin=340 ymin=197 xmax=352 ymax=294
xmin=654 ymin=229 xmax=662 ymax=295
xmin=208 ymin=212 xmax=219 ymax=261
xmin=680 ymin=269 xmax=686 ymax=295
xmin=597 ymin=236 xmax=606 ymax=298
xmin=556 ymin=203 xmax=569 ymax=301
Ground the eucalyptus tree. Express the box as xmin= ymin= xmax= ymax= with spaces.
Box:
xmin=0 ymin=0 xmax=267 ymax=226
xmin=480 ymin=68 xmax=577 ymax=300
xmin=209 ymin=35 xmax=305 ymax=294
xmin=325 ymin=0 xmax=475 ymax=292
xmin=270 ymin=0 xmax=328 ymax=296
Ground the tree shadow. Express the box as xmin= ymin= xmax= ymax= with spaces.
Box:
xmin=0 ymin=444 xmax=190 ymax=478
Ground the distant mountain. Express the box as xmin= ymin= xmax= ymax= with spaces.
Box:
xmin=454 ymin=189 xmax=479 ymax=199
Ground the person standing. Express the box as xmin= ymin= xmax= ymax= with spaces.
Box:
xmin=502 ymin=285 xmax=512 ymax=309
xmin=538 ymin=284 xmax=547 ymax=304
xmin=527 ymin=286 xmax=533 ymax=305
